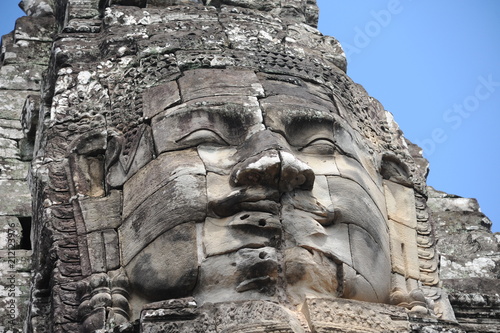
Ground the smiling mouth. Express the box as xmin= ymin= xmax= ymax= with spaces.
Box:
xmin=208 ymin=187 xmax=281 ymax=218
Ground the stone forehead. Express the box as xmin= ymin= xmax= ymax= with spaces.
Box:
xmin=139 ymin=67 xmax=365 ymax=125
xmin=145 ymin=68 xmax=369 ymax=143
xmin=43 ymin=0 xmax=421 ymax=189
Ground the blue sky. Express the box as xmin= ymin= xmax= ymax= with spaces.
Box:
xmin=1 ymin=1 xmax=499 ymax=232
xmin=317 ymin=0 xmax=500 ymax=233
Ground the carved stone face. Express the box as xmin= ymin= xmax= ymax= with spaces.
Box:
xmin=117 ymin=68 xmax=391 ymax=312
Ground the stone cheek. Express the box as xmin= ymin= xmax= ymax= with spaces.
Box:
xmin=349 ymin=224 xmax=392 ymax=303
xmin=335 ymin=153 xmax=387 ymax=218
xmin=117 ymin=144 xmax=208 ymax=308
xmin=125 ymin=223 xmax=199 ymax=311
xmin=119 ymin=173 xmax=207 ymax=266
xmin=326 ymin=176 xmax=392 ymax=303
xmin=122 ymin=149 xmax=206 ymax=219
xmin=327 ymin=176 xmax=390 ymax=256
xmin=343 ymin=264 xmax=379 ymax=302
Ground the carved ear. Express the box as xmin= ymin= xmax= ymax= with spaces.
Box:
xmin=67 ymin=130 xmax=108 ymax=197
xmin=105 ymin=135 xmax=124 ymax=173
xmin=68 ymin=130 xmax=107 ymax=156
xmin=105 ymin=125 xmax=155 ymax=188
xmin=104 ymin=134 xmax=126 ymax=189
xmin=380 ymin=155 xmax=412 ymax=187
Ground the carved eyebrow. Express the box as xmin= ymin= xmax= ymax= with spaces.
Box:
xmin=164 ymin=106 xmax=253 ymax=146
xmin=283 ymin=112 xmax=335 ymax=146
xmin=277 ymin=110 xmax=367 ymax=164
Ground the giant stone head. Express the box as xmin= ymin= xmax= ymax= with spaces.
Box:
xmin=119 ymin=67 xmax=393 ymax=311
xmin=25 ymin=0 xmax=445 ymax=331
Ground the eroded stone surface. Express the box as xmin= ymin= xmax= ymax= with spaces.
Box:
xmin=427 ymin=186 xmax=500 ymax=331
xmin=142 ymin=81 xmax=181 ymax=119
xmin=0 ymin=91 xmax=33 ymax=120
xmin=79 ymin=190 xmax=122 ymax=233
xmin=178 ymin=68 xmax=264 ymax=101
xmin=0 ymin=180 xmax=31 ymax=216
xmin=86 ymin=229 xmax=120 ymax=273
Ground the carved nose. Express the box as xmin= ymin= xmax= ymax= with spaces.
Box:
xmin=231 ymin=150 xmax=315 ymax=192
xmin=279 ymin=151 xmax=315 ymax=192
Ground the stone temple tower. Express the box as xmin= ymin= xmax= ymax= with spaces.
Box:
xmin=0 ymin=0 xmax=498 ymax=332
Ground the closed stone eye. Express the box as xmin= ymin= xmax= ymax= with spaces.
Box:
xmin=299 ymin=139 xmax=336 ymax=155
xmin=176 ymin=129 xmax=229 ymax=147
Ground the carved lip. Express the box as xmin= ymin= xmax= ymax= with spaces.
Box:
xmin=281 ymin=191 xmax=336 ymax=226
xmin=209 ymin=188 xmax=335 ymax=226
xmin=208 ymin=187 xmax=281 ymax=218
